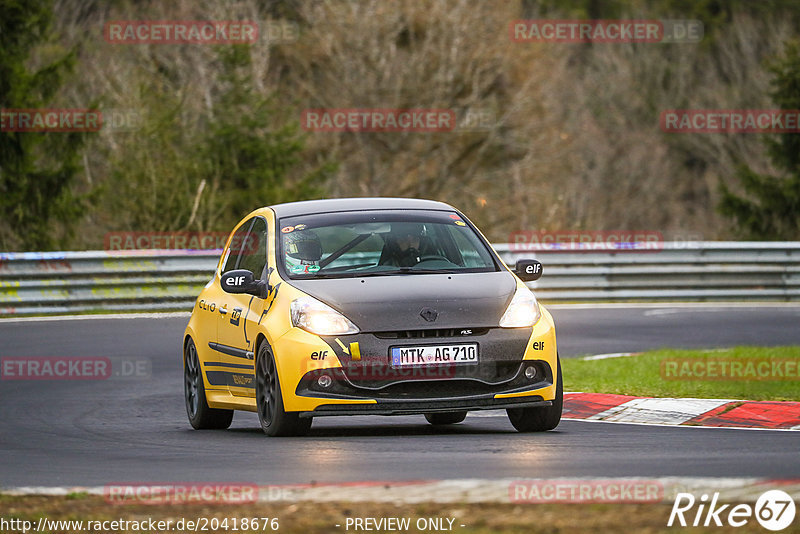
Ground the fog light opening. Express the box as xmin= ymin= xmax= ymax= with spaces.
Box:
xmin=317 ymin=374 xmax=333 ymax=389
xmin=524 ymin=366 xmax=538 ymax=380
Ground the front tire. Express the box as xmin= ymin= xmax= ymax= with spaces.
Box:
xmin=425 ymin=411 xmax=467 ymax=425
xmin=184 ymin=338 xmax=233 ymax=430
xmin=507 ymin=357 xmax=563 ymax=432
xmin=255 ymin=342 xmax=312 ymax=437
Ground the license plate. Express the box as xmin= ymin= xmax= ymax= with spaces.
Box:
xmin=390 ymin=344 xmax=478 ymax=367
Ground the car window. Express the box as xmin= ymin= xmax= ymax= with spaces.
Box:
xmin=449 ymin=225 xmax=487 ymax=267
xmin=278 ymin=210 xmax=498 ymax=278
xmin=222 ymin=217 xmax=267 ymax=278
xmin=222 ymin=220 xmax=251 ymax=273
xmin=323 ymin=233 xmax=384 ymax=270
xmin=238 ymin=217 xmax=268 ymax=279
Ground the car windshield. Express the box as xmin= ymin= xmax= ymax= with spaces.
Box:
xmin=278 ymin=210 xmax=499 ymax=279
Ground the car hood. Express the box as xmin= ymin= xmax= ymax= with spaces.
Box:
xmin=287 ymin=271 xmax=517 ymax=332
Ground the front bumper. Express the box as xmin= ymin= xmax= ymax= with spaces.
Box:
xmin=274 ymin=306 xmax=558 ymax=413
xmin=300 ymin=395 xmax=550 ymax=418
xmin=294 ymin=327 xmax=555 ymax=417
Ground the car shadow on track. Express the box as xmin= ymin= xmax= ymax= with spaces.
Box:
xmin=222 ymin=421 xmax=559 ymax=438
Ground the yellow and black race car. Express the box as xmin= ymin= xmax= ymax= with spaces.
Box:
xmin=183 ymin=198 xmax=561 ymax=436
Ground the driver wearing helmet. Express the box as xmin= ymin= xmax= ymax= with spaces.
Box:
xmin=283 ymin=230 xmax=323 ymax=274
xmin=380 ymin=222 xmax=426 ymax=267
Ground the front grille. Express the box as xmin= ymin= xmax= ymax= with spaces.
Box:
xmin=368 ymin=378 xmax=524 ymax=398
xmin=343 ymin=360 xmax=522 ymax=388
xmin=374 ymin=328 xmax=489 ymax=339
xmin=296 ymin=361 xmax=553 ymax=401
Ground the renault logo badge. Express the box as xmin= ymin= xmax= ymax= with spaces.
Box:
xmin=420 ymin=307 xmax=438 ymax=322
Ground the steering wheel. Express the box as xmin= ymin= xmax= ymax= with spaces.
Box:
xmin=418 ymin=255 xmax=452 ymax=263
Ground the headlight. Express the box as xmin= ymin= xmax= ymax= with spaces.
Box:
xmin=290 ymin=296 xmax=359 ymax=336
xmin=499 ymin=286 xmax=541 ymax=328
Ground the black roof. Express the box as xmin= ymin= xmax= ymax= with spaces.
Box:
xmin=269 ymin=197 xmax=456 ymax=218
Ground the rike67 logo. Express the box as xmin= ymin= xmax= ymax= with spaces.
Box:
xmin=669 ymin=490 xmax=796 ymax=531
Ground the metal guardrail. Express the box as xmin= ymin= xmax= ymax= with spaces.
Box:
xmin=500 ymin=242 xmax=800 ymax=302
xmin=1 ymin=242 xmax=799 ymax=315
xmin=0 ymin=250 xmax=217 ymax=315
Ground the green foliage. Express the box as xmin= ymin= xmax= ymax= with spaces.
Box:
xmin=719 ymin=165 xmax=800 ymax=239
xmin=104 ymin=45 xmax=333 ymax=235
xmin=0 ymin=0 xmax=91 ymax=250
xmin=204 ymin=46 xmax=332 ymax=228
xmin=718 ymin=41 xmax=800 ymax=240
xmin=765 ymin=41 xmax=800 ymax=174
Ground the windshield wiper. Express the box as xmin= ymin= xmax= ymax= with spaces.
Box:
xmin=294 ymin=268 xmax=457 ymax=279
xmin=395 ymin=268 xmax=458 ymax=274
xmin=295 ymin=271 xmax=387 ymax=279
xmin=317 ymin=263 xmax=374 ymax=273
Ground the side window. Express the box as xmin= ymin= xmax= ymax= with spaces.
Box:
xmin=448 ymin=226 xmax=488 ymax=267
xmin=238 ymin=217 xmax=268 ymax=279
xmin=222 ymin=219 xmax=255 ymax=273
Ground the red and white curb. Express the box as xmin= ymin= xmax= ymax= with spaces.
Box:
xmin=563 ymin=392 xmax=800 ymax=430
xmin=3 ymin=478 xmax=799 ymax=504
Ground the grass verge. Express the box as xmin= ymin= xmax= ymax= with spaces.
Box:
xmin=562 ymin=346 xmax=800 ymax=401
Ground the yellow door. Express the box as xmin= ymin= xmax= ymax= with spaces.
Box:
xmin=216 ymin=216 xmax=270 ymax=397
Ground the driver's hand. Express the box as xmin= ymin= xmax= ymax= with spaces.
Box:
xmin=398 ymin=247 xmax=420 ymax=267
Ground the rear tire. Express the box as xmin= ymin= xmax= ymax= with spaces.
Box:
xmin=255 ymin=342 xmax=312 ymax=437
xmin=507 ymin=357 xmax=562 ymax=432
xmin=184 ymin=338 xmax=233 ymax=430
xmin=424 ymin=411 xmax=467 ymax=425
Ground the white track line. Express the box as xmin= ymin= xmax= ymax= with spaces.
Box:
xmin=580 ymin=352 xmax=638 ymax=360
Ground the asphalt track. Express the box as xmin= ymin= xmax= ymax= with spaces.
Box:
xmin=1 ymin=304 xmax=799 ymax=487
